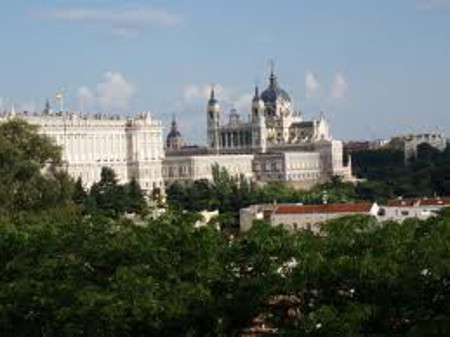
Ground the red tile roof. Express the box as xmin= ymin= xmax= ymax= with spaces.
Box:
xmin=275 ymin=203 xmax=373 ymax=215
xmin=388 ymin=198 xmax=450 ymax=207
xmin=388 ymin=200 xmax=418 ymax=207
xmin=418 ymin=198 xmax=450 ymax=206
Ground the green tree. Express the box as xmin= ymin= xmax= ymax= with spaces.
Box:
xmin=123 ymin=178 xmax=146 ymax=215
xmin=0 ymin=209 xmax=226 ymax=337
xmin=352 ymin=144 xmax=450 ymax=199
xmin=0 ymin=119 xmax=74 ymax=216
xmin=217 ymin=221 xmax=296 ymax=336
xmin=89 ymin=167 xmax=126 ymax=217
xmin=72 ymin=177 xmax=87 ymax=205
xmin=264 ymin=215 xmax=450 ymax=336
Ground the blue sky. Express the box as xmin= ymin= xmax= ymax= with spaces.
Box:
xmin=0 ymin=0 xmax=449 ymax=143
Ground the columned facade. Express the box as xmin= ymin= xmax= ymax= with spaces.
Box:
xmin=0 ymin=111 xmax=164 ymax=193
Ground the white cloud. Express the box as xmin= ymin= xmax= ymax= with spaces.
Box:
xmin=305 ymin=71 xmax=321 ymax=99
xmin=96 ymin=72 xmax=136 ymax=111
xmin=332 ymin=73 xmax=348 ymax=99
xmin=181 ymin=83 xmax=252 ymax=113
xmin=182 ymin=84 xmax=221 ymax=103
xmin=35 ymin=7 xmax=182 ymax=37
xmin=234 ymin=93 xmax=253 ymax=114
xmin=76 ymin=72 xmax=136 ymax=112
xmin=77 ymin=86 xmax=95 ymax=111
xmin=418 ymin=0 xmax=450 ymax=11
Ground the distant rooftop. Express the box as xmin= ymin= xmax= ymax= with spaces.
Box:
xmin=275 ymin=203 xmax=373 ymax=215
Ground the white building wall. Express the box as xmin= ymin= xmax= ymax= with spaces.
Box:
xmin=390 ymin=133 xmax=447 ymax=161
xmin=272 ymin=212 xmax=350 ymax=231
xmin=377 ymin=205 xmax=444 ymax=222
xmin=0 ymin=112 xmax=164 ymax=193
xmin=284 ymin=152 xmax=324 ymax=182
xmin=163 ymin=154 xmax=254 ymax=185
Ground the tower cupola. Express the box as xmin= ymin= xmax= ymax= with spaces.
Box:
xmin=207 ymin=87 xmax=222 ymax=150
xmin=252 ymin=86 xmax=265 ymax=121
xmin=166 ymin=116 xmax=184 ymax=151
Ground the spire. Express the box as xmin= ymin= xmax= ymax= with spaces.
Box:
xmin=43 ymin=99 xmax=51 ymax=115
xmin=171 ymin=114 xmax=178 ymax=130
xmin=208 ymin=86 xmax=219 ymax=105
xmin=269 ymin=59 xmax=278 ymax=88
xmin=167 ymin=114 xmax=182 ymax=139
xmin=253 ymin=86 xmax=260 ymax=101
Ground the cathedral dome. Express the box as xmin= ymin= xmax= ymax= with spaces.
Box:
xmin=166 ymin=117 xmax=184 ymax=150
xmin=167 ymin=119 xmax=182 ymax=140
xmin=260 ymin=71 xmax=291 ymax=104
xmin=167 ymin=127 xmax=182 ymax=140
xmin=208 ymin=97 xmax=219 ymax=106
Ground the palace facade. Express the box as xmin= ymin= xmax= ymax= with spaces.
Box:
xmin=0 ymin=110 xmax=165 ymax=192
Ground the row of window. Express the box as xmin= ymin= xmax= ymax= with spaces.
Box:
xmin=253 ymin=162 xmax=282 ymax=172
xmin=163 ymin=166 xmax=194 ymax=178
xmin=71 ymin=168 xmax=162 ymax=184
xmin=287 ymin=161 xmax=320 ymax=170
xmin=51 ymin=133 xmax=161 ymax=142
xmin=65 ymin=155 xmax=161 ymax=162
xmin=287 ymin=172 xmax=322 ymax=181
xmin=255 ymin=173 xmax=284 ymax=181
xmin=220 ymin=131 xmax=252 ymax=148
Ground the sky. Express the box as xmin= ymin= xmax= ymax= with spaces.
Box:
xmin=0 ymin=0 xmax=449 ymax=143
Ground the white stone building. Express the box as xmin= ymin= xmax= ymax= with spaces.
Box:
xmin=240 ymin=203 xmax=378 ymax=232
xmin=240 ymin=198 xmax=450 ymax=232
xmin=164 ymin=67 xmax=352 ymax=188
xmin=206 ymin=69 xmax=333 ymax=154
xmin=1 ymin=66 xmax=352 ymax=193
xmin=377 ymin=198 xmax=450 ymax=222
xmin=252 ymin=152 xmax=325 ymax=188
xmin=0 ymin=111 xmax=165 ymax=192
xmin=163 ymin=154 xmax=254 ymax=185
xmin=389 ymin=132 xmax=447 ymax=161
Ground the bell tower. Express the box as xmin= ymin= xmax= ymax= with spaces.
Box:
xmin=252 ymin=86 xmax=265 ymax=122
xmin=206 ymin=88 xmax=222 ymax=151
xmin=251 ymin=86 xmax=267 ymax=153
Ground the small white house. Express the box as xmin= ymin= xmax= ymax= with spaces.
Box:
xmin=240 ymin=198 xmax=450 ymax=232
xmin=240 ymin=202 xmax=379 ymax=232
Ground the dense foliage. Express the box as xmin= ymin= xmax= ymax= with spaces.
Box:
xmin=352 ymin=144 xmax=450 ymax=199
xmin=0 ymin=120 xmax=147 ymax=220
xmin=167 ymin=166 xmax=357 ymax=229
xmin=78 ymin=168 xmax=148 ymax=218
xmin=2 ymin=209 xmax=450 ymax=336
xmin=0 ymin=119 xmax=73 ymax=216
xmin=2 ymin=119 xmax=450 ymax=336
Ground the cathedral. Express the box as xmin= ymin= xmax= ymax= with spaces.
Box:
xmin=164 ymin=68 xmax=352 ymax=189
xmin=205 ymin=68 xmax=332 ymax=154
